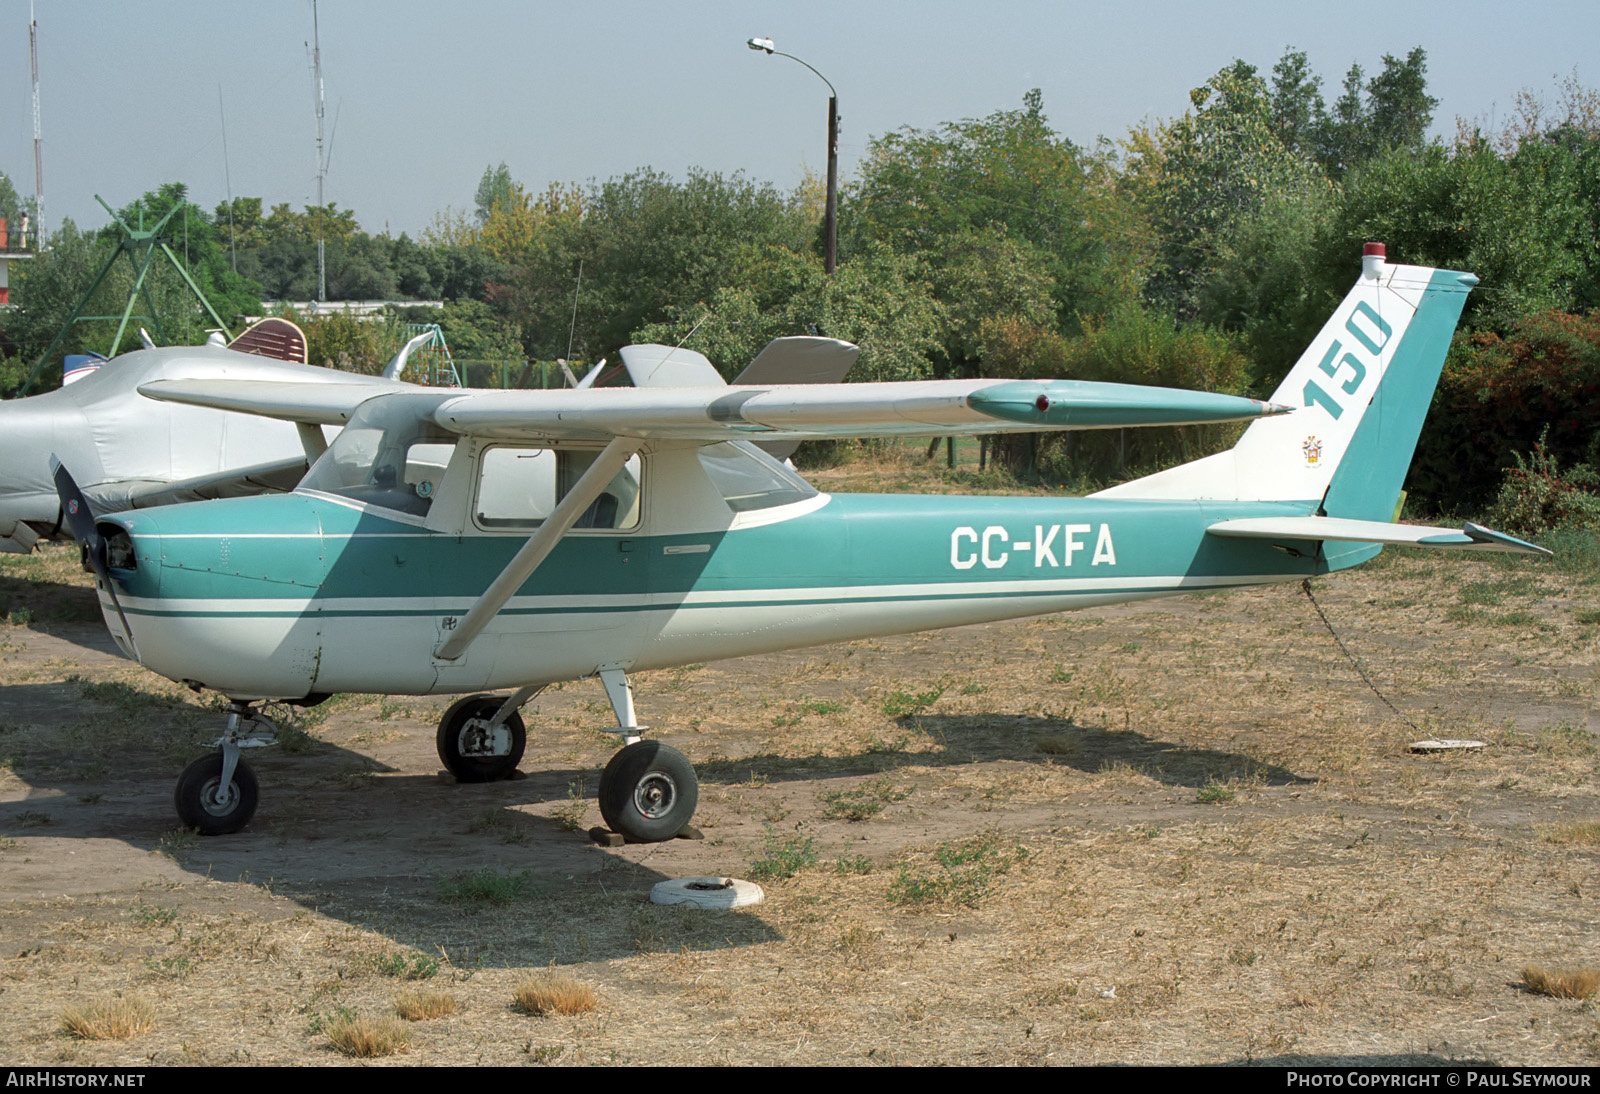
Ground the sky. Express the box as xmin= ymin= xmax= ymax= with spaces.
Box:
xmin=2 ymin=0 xmax=1597 ymax=240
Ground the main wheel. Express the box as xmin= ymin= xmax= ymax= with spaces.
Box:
xmin=598 ymin=741 xmax=698 ymax=842
xmin=174 ymin=752 xmax=259 ymax=835
xmin=437 ymin=695 xmax=526 ymax=783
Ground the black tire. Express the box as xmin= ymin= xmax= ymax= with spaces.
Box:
xmin=598 ymin=741 xmax=697 ymax=842
xmin=174 ymin=752 xmax=259 ymax=835
xmin=436 ymin=695 xmax=526 ymax=783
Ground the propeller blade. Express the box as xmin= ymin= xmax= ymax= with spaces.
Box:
xmin=49 ymin=456 xmax=140 ymax=662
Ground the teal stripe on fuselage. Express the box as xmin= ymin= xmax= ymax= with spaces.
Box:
xmin=108 ymin=490 xmax=1325 ymax=613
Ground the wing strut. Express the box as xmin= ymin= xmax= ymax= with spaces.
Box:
xmin=433 ymin=436 xmax=643 ymax=661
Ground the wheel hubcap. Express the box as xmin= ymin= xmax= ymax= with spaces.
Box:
xmin=633 ymin=772 xmax=677 ymax=819
xmin=458 ymin=717 xmax=511 ymax=757
xmin=200 ymin=777 xmax=238 ymax=817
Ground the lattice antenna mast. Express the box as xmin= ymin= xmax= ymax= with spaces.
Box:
xmin=30 ymin=0 xmax=44 ymax=248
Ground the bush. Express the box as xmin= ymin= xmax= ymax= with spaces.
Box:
xmin=1487 ymin=431 xmax=1600 ymax=536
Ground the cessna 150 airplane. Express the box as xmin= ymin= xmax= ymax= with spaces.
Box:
xmin=53 ymin=245 xmax=1546 ymax=841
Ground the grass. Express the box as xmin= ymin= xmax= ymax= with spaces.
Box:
xmin=1521 ymin=966 xmax=1600 ymax=1000
xmin=887 ymin=831 xmax=1027 ymax=908
xmin=819 ymin=776 xmax=914 ymax=821
xmin=438 ymin=868 xmax=533 ymax=904
xmin=513 ymin=974 xmax=597 ymax=1016
xmin=394 ymin=989 xmax=457 ymax=1021
xmin=747 ymin=825 xmax=818 ymax=881
xmin=59 ymin=995 xmax=155 ymax=1040
xmin=1197 ymin=781 xmax=1237 ymax=804
xmin=1541 ymin=821 xmax=1600 ymax=845
xmin=325 ymin=1013 xmax=410 ymax=1057
xmin=882 ymin=688 xmax=944 ymax=718
xmin=374 ymin=950 xmax=440 ymax=980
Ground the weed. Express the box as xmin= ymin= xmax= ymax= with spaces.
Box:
xmin=513 ymin=974 xmax=597 ymax=1016
xmin=888 ymin=831 xmax=1027 ymax=908
xmin=525 ymin=1044 xmax=566 ymax=1063
xmin=1197 ymin=781 xmax=1237 ymax=804
xmin=552 ymin=779 xmax=589 ymax=832
xmin=374 ymin=951 xmax=440 ymax=980
xmin=798 ymin=698 xmax=848 ymax=716
xmin=835 ymin=854 xmax=874 ymax=875
xmin=1521 ymin=966 xmax=1599 ymax=1000
xmin=819 ymin=776 xmax=913 ymax=821
xmin=326 ymin=1013 xmax=410 ymax=1057
xmin=438 ymin=868 xmax=533 ymax=904
xmin=1536 ymin=722 xmax=1597 ymax=757
xmin=882 ymin=688 xmax=943 ymax=718
xmin=60 ymin=994 xmax=155 ymax=1040
xmin=394 ymin=988 xmax=457 ymax=1020
xmin=7 ymin=607 xmax=33 ymax=626
xmin=13 ymin=810 xmax=50 ymax=827
xmin=748 ymin=825 xmax=818 ymax=881
xmin=129 ymin=905 xmax=177 ymax=927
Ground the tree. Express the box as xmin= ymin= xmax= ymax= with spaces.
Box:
xmin=474 ymin=162 xmax=515 ymax=225
xmin=1141 ymin=61 xmax=1326 ymax=316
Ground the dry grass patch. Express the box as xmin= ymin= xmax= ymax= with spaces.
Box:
xmin=394 ymin=988 xmax=457 ymax=1021
xmin=1541 ymin=820 xmax=1600 ymax=845
xmin=326 ymin=1013 xmax=410 ymax=1057
xmin=513 ymin=974 xmax=597 ymax=1016
xmin=59 ymin=994 xmax=154 ymax=1040
xmin=1522 ymin=966 xmax=1600 ymax=1000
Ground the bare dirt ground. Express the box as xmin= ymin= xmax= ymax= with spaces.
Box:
xmin=1 ymin=472 xmax=1597 ymax=1066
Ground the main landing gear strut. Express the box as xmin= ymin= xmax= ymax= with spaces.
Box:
xmin=430 ymin=668 xmax=699 ymax=843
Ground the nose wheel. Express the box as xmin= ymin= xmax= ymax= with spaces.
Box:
xmin=175 ymin=751 xmax=259 ymax=835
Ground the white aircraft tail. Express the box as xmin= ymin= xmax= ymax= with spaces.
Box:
xmin=1094 ymin=244 xmax=1477 ymax=521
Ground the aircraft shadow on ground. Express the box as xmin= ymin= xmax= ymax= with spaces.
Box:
xmin=0 ymin=678 xmax=782 ymax=964
xmin=696 ymin=711 xmax=1313 ymax=789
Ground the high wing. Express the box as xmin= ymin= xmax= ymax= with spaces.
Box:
xmin=137 ymin=378 xmax=412 ymax=425
xmin=142 ymin=373 xmax=1288 ymax=442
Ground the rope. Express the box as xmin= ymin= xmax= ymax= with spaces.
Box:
xmin=1300 ymin=578 xmax=1421 ymax=732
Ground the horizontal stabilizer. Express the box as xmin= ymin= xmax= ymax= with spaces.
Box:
xmin=735 ymin=337 xmax=860 ymax=386
xmin=1206 ymin=516 xmax=1550 ymax=555
xmin=620 ymin=345 xmax=726 ymax=389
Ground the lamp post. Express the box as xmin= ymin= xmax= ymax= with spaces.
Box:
xmin=747 ymin=36 xmax=838 ymax=274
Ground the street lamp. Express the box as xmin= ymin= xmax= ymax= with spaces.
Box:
xmin=747 ymin=36 xmax=838 ymax=274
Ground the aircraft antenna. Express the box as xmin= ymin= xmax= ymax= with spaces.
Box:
xmin=565 ymin=259 xmax=583 ymax=362
xmin=29 ymin=0 xmax=44 ymax=248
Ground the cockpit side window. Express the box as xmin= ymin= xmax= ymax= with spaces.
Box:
xmin=475 ymin=446 xmax=642 ymax=531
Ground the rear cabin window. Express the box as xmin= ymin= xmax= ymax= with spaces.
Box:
xmin=475 ymin=446 xmax=641 ymax=530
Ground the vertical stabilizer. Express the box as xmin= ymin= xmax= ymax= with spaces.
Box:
xmin=1094 ymin=244 xmax=1475 ymax=513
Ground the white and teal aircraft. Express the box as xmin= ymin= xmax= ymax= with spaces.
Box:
xmin=53 ymin=245 xmax=1546 ymax=841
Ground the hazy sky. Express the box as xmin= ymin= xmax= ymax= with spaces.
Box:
xmin=2 ymin=0 xmax=1596 ymax=239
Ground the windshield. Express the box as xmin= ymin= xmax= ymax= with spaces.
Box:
xmin=301 ymin=393 xmax=458 ymax=518
xmin=697 ymin=441 xmax=818 ymax=512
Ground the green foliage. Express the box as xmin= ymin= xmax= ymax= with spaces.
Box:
xmin=1413 ymin=310 xmax=1600 ymax=509
xmin=887 ymin=832 xmax=1026 ymax=908
xmin=819 ymin=777 xmax=913 ymax=821
xmin=437 ymin=868 xmax=533 ymax=904
xmin=982 ymin=304 xmax=1251 ymax=480
xmin=747 ymin=825 xmax=818 ymax=881
xmin=374 ymin=951 xmax=440 ymax=980
xmin=1486 ymin=431 xmax=1600 ymax=537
